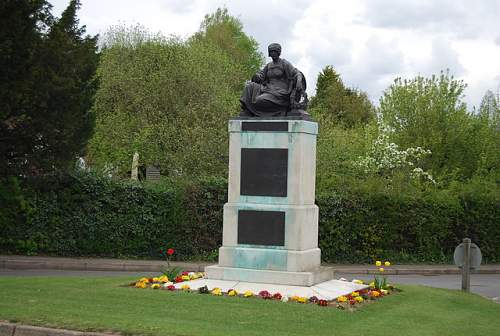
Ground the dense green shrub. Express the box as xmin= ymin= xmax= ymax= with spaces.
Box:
xmin=1 ymin=173 xmax=225 ymax=260
xmin=317 ymin=180 xmax=499 ymax=263
xmin=1 ymin=173 xmax=498 ymax=263
xmin=0 ymin=177 xmax=32 ymax=253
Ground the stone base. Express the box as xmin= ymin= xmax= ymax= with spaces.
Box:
xmin=205 ymin=265 xmax=334 ymax=287
xmin=218 ymin=246 xmax=321 ymax=272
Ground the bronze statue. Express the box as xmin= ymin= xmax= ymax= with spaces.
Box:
xmin=239 ymin=43 xmax=309 ymax=118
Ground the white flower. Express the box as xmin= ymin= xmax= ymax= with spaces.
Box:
xmin=281 ymin=296 xmax=289 ymax=303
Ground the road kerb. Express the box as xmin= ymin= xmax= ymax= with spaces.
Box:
xmin=0 ymin=322 xmax=120 ymax=336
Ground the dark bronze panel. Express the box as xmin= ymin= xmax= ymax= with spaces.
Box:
xmin=240 ymin=148 xmax=288 ymax=197
xmin=242 ymin=121 xmax=288 ymax=132
xmin=237 ymin=210 xmax=285 ymax=246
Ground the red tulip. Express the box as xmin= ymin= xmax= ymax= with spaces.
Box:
xmin=167 ymin=248 xmax=175 ymax=256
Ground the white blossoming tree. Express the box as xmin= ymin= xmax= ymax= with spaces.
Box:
xmin=357 ymin=122 xmax=435 ymax=183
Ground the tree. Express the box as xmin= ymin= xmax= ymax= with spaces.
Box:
xmin=32 ymin=0 xmax=99 ymax=174
xmin=310 ymin=66 xmax=375 ymax=127
xmin=475 ymin=90 xmax=500 ymax=178
xmin=479 ymin=90 xmax=500 ymax=126
xmin=0 ymin=0 xmax=99 ymax=177
xmin=190 ymin=7 xmax=263 ymax=81
xmin=379 ymin=71 xmax=498 ymax=181
xmin=88 ymin=16 xmax=256 ymax=178
xmin=356 ymin=122 xmax=435 ymax=183
xmin=0 ymin=0 xmax=52 ymax=176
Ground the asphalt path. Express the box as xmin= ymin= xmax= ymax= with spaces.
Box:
xmin=337 ymin=272 xmax=500 ymax=303
xmin=1 ymin=269 xmax=498 ymax=303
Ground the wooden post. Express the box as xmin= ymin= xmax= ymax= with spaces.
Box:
xmin=461 ymin=238 xmax=471 ymax=292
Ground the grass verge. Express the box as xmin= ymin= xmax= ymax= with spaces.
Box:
xmin=0 ymin=276 xmax=498 ymax=336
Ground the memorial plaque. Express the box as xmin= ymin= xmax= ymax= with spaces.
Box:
xmin=242 ymin=122 xmax=288 ymax=132
xmin=237 ymin=210 xmax=285 ymax=246
xmin=240 ymin=148 xmax=288 ymax=197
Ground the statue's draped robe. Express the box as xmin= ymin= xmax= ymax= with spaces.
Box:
xmin=240 ymin=58 xmax=301 ymax=117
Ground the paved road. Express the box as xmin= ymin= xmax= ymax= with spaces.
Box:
xmin=1 ymin=269 xmax=499 ymax=303
xmin=337 ymin=272 xmax=500 ymax=303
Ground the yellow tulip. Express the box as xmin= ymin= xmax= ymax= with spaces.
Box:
xmin=228 ymin=290 xmax=238 ymax=296
xmin=385 ymin=261 xmax=391 ymax=267
xmin=351 ymin=291 xmax=359 ymax=297
xmin=379 ymin=267 xmax=385 ymax=272
xmin=211 ymin=288 xmax=222 ymax=296
xmin=375 ymin=261 xmax=382 ymax=267
xmin=355 ymin=296 xmax=364 ymax=303
xmin=151 ymin=284 xmax=160 ymax=289
xmin=369 ymin=282 xmax=375 ymax=288
xmin=181 ymin=284 xmax=190 ymax=290
xmin=243 ymin=290 xmax=253 ymax=297
xmin=181 ymin=275 xmax=190 ymax=281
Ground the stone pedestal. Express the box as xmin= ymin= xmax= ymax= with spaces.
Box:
xmin=205 ymin=118 xmax=333 ymax=286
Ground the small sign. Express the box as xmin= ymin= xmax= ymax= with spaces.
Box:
xmin=454 ymin=242 xmax=482 ymax=269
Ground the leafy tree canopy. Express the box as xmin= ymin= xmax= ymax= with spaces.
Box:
xmin=0 ymin=0 xmax=99 ymax=177
xmin=190 ymin=7 xmax=264 ymax=80
xmin=379 ymin=71 xmax=499 ymax=182
xmin=88 ymin=8 xmax=262 ymax=178
xmin=310 ymin=66 xmax=375 ymax=128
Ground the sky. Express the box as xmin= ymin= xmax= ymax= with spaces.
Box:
xmin=50 ymin=0 xmax=500 ymax=109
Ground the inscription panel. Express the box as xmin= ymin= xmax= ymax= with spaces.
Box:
xmin=240 ymin=148 xmax=288 ymax=197
xmin=242 ymin=121 xmax=288 ymax=132
xmin=237 ymin=210 xmax=285 ymax=246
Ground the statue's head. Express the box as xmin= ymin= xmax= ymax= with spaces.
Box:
xmin=268 ymin=43 xmax=282 ymax=58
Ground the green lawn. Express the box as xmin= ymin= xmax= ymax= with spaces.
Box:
xmin=0 ymin=276 xmax=498 ymax=336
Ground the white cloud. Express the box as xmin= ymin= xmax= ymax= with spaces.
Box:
xmin=48 ymin=0 xmax=500 ymax=108
xmin=420 ymin=37 xmax=465 ymax=77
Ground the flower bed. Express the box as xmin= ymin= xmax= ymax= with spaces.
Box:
xmin=129 ymin=273 xmax=398 ymax=309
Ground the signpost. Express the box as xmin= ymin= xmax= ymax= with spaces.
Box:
xmin=453 ymin=238 xmax=482 ymax=292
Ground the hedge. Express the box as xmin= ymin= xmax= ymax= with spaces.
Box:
xmin=0 ymin=173 xmax=225 ymax=261
xmin=1 ymin=173 xmax=498 ymax=263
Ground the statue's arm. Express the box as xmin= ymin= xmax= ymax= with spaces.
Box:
xmin=285 ymin=60 xmax=304 ymax=92
xmin=251 ymin=64 xmax=267 ymax=83
xmin=295 ymin=71 xmax=304 ymax=92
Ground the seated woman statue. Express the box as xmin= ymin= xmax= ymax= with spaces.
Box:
xmin=239 ymin=43 xmax=309 ymax=117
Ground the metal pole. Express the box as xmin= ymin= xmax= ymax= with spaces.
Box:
xmin=461 ymin=238 xmax=471 ymax=292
